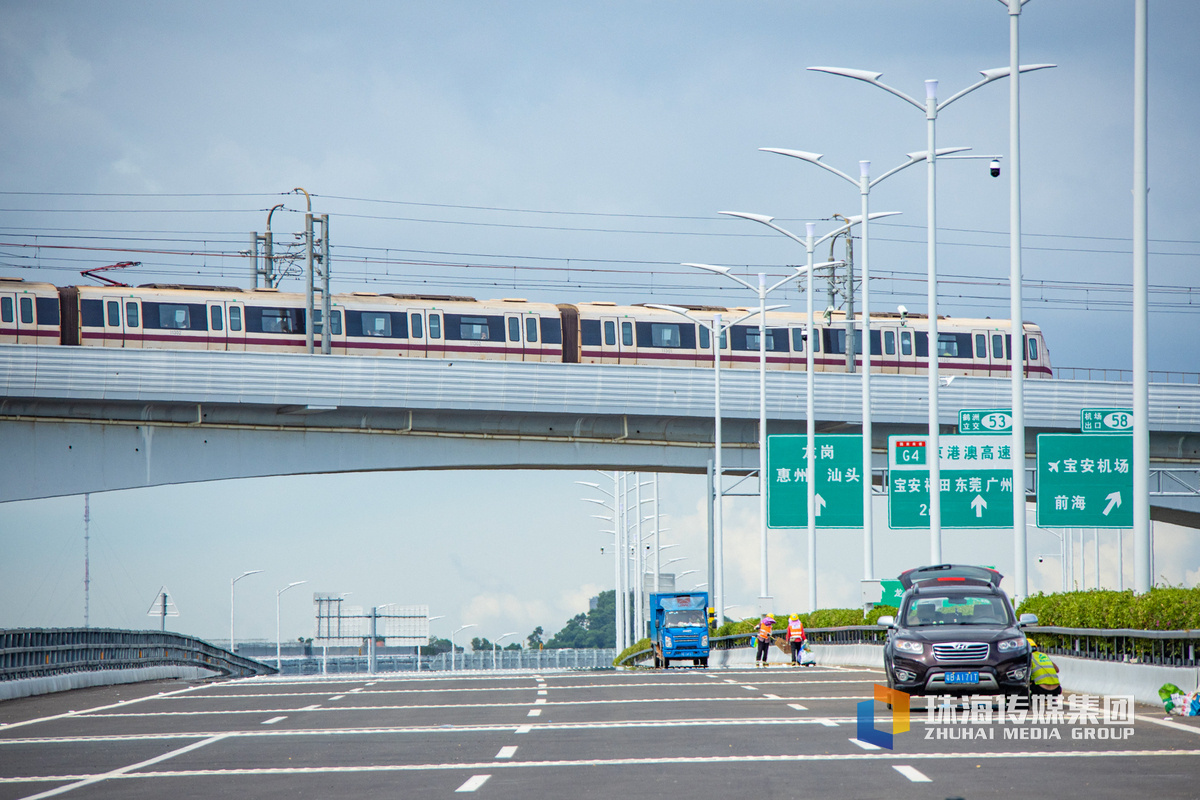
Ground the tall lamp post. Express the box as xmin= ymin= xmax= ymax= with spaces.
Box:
xmin=808 ymin=62 xmax=1053 ymax=567
xmin=230 ymin=569 xmax=263 ymax=655
xmin=645 ymin=303 xmax=784 ymax=624
xmin=451 ymin=623 xmax=477 ymax=672
xmin=578 ymin=478 xmax=627 ymax=649
xmin=719 ymin=212 xmax=895 ymax=609
xmin=419 ymin=614 xmax=445 ymax=672
xmin=684 ymin=262 xmax=810 ymax=614
xmin=275 ymin=580 xmax=307 ymax=671
xmin=494 ymin=631 xmax=519 ymax=670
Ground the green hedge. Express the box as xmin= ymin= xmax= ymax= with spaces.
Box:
xmin=710 ymin=606 xmax=900 ymax=639
xmin=1017 ymin=587 xmax=1200 ymax=630
xmin=613 ymin=637 xmax=652 ymax=666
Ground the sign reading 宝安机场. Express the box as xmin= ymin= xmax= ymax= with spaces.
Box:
xmin=766 ymin=434 xmax=864 ymax=529
xmin=887 ymin=435 xmax=1015 ymax=529
xmin=1036 ymin=433 xmax=1133 ymax=528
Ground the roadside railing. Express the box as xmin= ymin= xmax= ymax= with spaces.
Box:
xmin=618 ymin=626 xmax=889 ymax=667
xmin=1024 ymin=626 xmax=1200 ymax=667
xmin=1055 ymin=366 xmax=1200 ymax=384
xmin=280 ymin=647 xmax=618 ymax=675
xmin=0 ymin=627 xmax=275 ymax=683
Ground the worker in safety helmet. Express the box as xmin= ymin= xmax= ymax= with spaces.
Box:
xmin=1028 ymin=639 xmax=1062 ymax=695
xmin=787 ymin=614 xmax=807 ymax=666
xmin=755 ymin=614 xmax=775 ymax=666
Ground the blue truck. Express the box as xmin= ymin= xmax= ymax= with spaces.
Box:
xmin=649 ymin=591 xmax=710 ymax=668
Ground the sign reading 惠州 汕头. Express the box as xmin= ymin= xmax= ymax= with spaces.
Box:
xmin=767 ymin=434 xmax=863 ymax=528
xmin=887 ymin=435 xmax=1015 ymax=529
xmin=1036 ymin=434 xmax=1133 ymax=528
xmin=959 ymin=408 xmax=1013 ymax=435
xmin=1081 ymin=408 xmax=1133 ymax=434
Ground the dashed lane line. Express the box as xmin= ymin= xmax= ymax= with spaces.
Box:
xmin=527 ymin=710 xmax=542 ymax=717
xmin=455 ymin=774 xmax=491 ymax=792
xmin=762 ymin=694 xmax=780 ymax=700
xmin=328 ymin=695 xmax=345 ymax=701
xmin=300 ymin=705 xmax=321 ymax=711
xmin=5 ymin=748 xmax=1197 ymax=788
xmin=0 ymin=684 xmax=204 ymax=732
xmin=495 ymin=746 xmax=518 ymax=759
xmin=849 ymin=738 xmax=882 ymax=751
xmin=788 ymin=704 xmax=809 ymax=711
xmin=262 ymin=717 xmax=287 ymax=725
xmin=1135 ymin=714 xmax=1200 ymax=736
xmin=514 ymin=725 xmax=532 ymax=734
xmin=893 ymin=765 xmax=932 ymax=782
xmin=175 ymin=681 xmax=726 ymax=699
xmin=537 ymin=690 xmax=548 ymax=696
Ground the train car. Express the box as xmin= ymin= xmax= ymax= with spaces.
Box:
xmin=0 ymin=277 xmax=61 ymax=346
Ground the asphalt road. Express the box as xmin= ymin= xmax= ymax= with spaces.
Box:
xmin=1 ymin=661 xmax=1198 ymax=799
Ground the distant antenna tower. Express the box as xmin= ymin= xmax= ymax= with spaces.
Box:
xmin=83 ymin=494 xmax=90 ymax=628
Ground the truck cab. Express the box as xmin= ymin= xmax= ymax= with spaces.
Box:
xmin=648 ymin=592 xmax=710 ymax=669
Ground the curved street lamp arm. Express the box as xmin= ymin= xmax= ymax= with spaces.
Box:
xmin=938 ymin=64 xmax=1055 ymax=111
xmin=683 ymin=262 xmax=757 ymax=292
xmin=808 ymin=66 xmax=924 ymax=110
xmin=758 ymin=148 xmax=858 ymax=186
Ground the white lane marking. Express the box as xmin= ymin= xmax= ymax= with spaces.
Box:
xmin=514 ymin=725 xmax=532 ymax=734
xmin=537 ymin=690 xmax=548 ymax=696
xmin=300 ymin=705 xmax=321 ymax=711
xmin=741 ymin=686 xmax=758 ymax=691
xmin=0 ymin=684 xmax=203 ymax=732
xmin=9 ymin=748 xmax=1198 ymax=786
xmin=328 ymin=695 xmax=345 ymax=701
xmin=262 ymin=716 xmax=287 ymax=725
xmin=534 ymin=698 xmax=547 ymax=705
xmin=762 ymin=694 xmax=780 ymax=700
xmin=495 ymin=746 xmax=518 ymax=759
xmin=14 ymin=733 xmax=228 ymax=799
xmin=723 ymin=679 xmax=737 ymax=684
xmin=1135 ymin=714 xmax=1200 ymax=736
xmin=788 ymin=703 xmax=808 ymax=711
xmin=365 ymin=682 xmax=377 ymax=687
xmin=456 ymin=774 xmax=491 ymax=792
xmin=349 ymin=688 xmax=363 ymax=693
xmin=849 ymin=738 xmax=881 ymax=751
xmin=818 ymin=719 xmax=839 ymax=727
xmin=527 ymin=709 xmax=542 ymax=717
xmin=893 ymin=765 xmax=932 ymax=782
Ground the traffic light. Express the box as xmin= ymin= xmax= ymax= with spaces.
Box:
xmin=707 ymin=607 xmax=717 ymax=630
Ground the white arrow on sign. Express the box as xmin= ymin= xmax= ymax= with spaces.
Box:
xmin=971 ymin=495 xmax=987 ymax=518
xmin=1103 ymin=491 xmax=1122 ymax=516
xmin=814 ymin=494 xmax=826 ymax=517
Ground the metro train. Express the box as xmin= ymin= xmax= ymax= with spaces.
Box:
xmin=0 ymin=276 xmax=1052 ymax=377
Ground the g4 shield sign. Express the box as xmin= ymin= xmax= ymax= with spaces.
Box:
xmin=888 ymin=435 xmax=1015 ymax=529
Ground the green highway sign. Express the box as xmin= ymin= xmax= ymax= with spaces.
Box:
xmin=880 ymin=580 xmax=905 ymax=607
xmin=1036 ymin=434 xmax=1133 ymax=528
xmin=887 ymin=435 xmax=1016 ymax=529
xmin=959 ymin=408 xmax=1013 ymax=435
xmin=1081 ymin=408 xmax=1134 ymax=434
xmin=767 ymin=434 xmax=863 ymax=528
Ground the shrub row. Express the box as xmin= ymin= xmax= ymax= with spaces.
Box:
xmin=1017 ymin=586 xmax=1200 ymax=631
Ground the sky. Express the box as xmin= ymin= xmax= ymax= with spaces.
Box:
xmin=1 ymin=1 xmax=1197 ymax=645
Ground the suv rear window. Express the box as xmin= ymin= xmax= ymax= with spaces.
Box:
xmin=902 ymin=593 xmax=1011 ymax=626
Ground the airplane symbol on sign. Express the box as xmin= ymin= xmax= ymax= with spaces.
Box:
xmin=1047 ymin=461 xmax=1060 ymax=473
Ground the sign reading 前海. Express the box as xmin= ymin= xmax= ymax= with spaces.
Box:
xmin=766 ymin=434 xmax=863 ymax=529
xmin=888 ymin=435 xmax=1015 ymax=529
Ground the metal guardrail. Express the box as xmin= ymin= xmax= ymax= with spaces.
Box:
xmin=1056 ymin=366 xmax=1200 ymax=384
xmin=0 ymin=627 xmax=276 ymax=682
xmin=1025 ymin=625 xmax=1200 ymax=667
xmin=618 ymin=626 xmax=890 ymax=666
xmin=278 ymin=648 xmax=618 ymax=675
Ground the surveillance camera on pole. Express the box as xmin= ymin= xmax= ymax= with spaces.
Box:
xmin=990 ymin=158 xmax=1001 ymax=177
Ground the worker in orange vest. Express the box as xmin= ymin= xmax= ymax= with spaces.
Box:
xmin=755 ymin=614 xmax=775 ymax=666
xmin=787 ymin=614 xmax=807 ymax=665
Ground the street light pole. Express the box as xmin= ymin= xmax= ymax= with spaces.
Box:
xmin=808 ymin=61 xmax=1053 ymax=566
xmin=494 ymin=631 xmax=518 ymax=670
xmin=420 ymin=614 xmax=445 ymax=672
xmin=230 ymin=569 xmax=263 ymax=655
xmin=275 ymin=580 xmax=307 ymax=671
xmin=451 ymin=623 xmax=477 ymax=672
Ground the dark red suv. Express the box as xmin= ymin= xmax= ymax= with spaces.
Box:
xmin=878 ymin=564 xmax=1039 ymax=698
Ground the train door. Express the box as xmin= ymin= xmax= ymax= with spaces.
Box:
xmin=226 ymin=302 xmax=245 ymax=352
xmin=972 ymin=329 xmax=991 ymax=376
xmin=102 ymin=295 xmax=126 ymax=347
xmin=0 ymin=292 xmax=17 ymax=344
xmin=523 ymin=314 xmax=545 ymax=362
xmin=600 ymin=316 xmax=621 ymax=364
xmin=426 ymin=310 xmax=444 ymax=358
xmin=122 ymin=299 xmax=143 ymax=349
xmin=504 ymin=313 xmax=523 ymax=361
xmin=879 ymin=326 xmax=899 ymax=374
xmin=206 ymin=301 xmax=227 ymax=351
xmin=409 ymin=310 xmax=428 ymax=357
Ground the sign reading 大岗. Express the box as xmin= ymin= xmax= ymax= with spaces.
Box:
xmin=958 ymin=408 xmax=1013 ymax=435
xmin=887 ymin=435 xmax=1015 ymax=529
xmin=1081 ymin=408 xmax=1133 ymax=434
xmin=1036 ymin=434 xmax=1133 ymax=528
xmin=766 ymin=434 xmax=863 ymax=528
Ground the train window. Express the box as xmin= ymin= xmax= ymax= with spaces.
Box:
xmin=811 ymin=328 xmax=818 ymax=352
xmin=447 ymin=314 xmax=502 ymax=341
xmin=106 ymin=301 xmax=120 ymax=327
xmin=0 ymin=296 xmax=11 ymax=323
xmin=81 ymin=299 xmax=104 ymax=327
xmin=637 ymin=321 xmax=696 ymax=349
xmin=19 ymin=296 xmax=33 ymax=324
xmin=411 ymin=313 xmax=423 ymax=339
xmin=900 ymin=330 xmax=912 ymax=355
xmin=791 ymin=328 xmax=804 ymax=353
xmin=975 ymin=334 xmax=987 ymax=357
xmin=143 ymin=302 xmax=206 ymax=331
xmin=915 ymin=331 xmax=928 ymax=358
xmin=526 ymin=317 xmax=538 ymax=343
xmin=508 ymin=317 xmax=521 ymax=342
xmin=210 ymin=305 xmax=224 ymax=331
xmin=700 ymin=326 xmax=711 ymax=350
xmin=125 ymin=302 xmax=139 ymax=327
xmin=36 ymin=297 xmax=59 ymax=325
xmin=581 ymin=319 xmax=601 ymax=346
xmin=621 ymin=321 xmax=633 ymax=346
xmin=734 ymin=326 xmax=789 ymax=352
xmin=245 ymin=306 xmax=300 ymax=334
xmin=330 ymin=310 xmax=341 ymax=335
xmin=228 ymin=306 xmax=241 ymax=331
xmin=884 ymin=330 xmax=896 ymax=355
xmin=604 ymin=320 xmax=616 ymax=346
xmin=312 ymin=309 xmax=341 ymax=336
xmin=938 ymin=333 xmax=973 ymax=358
xmin=539 ymin=317 xmax=562 ymax=344
xmin=992 ymin=333 xmax=1005 ymax=360
xmin=362 ymin=312 xmax=393 ymax=337
xmin=1028 ymin=336 xmax=1039 ymax=361
xmin=429 ymin=314 xmax=441 ymax=339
